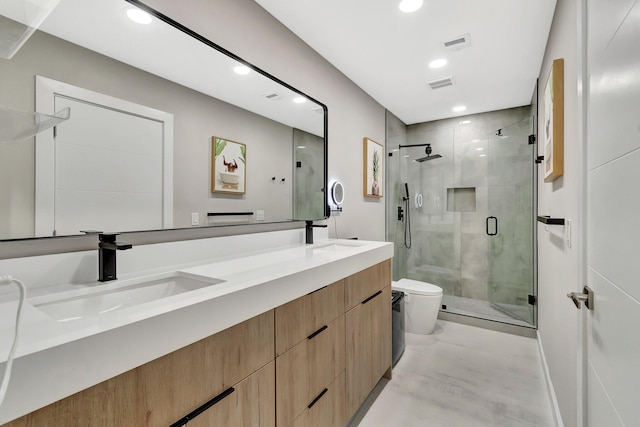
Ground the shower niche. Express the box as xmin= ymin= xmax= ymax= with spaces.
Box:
xmin=386 ymin=106 xmax=536 ymax=328
xmin=446 ymin=187 xmax=476 ymax=212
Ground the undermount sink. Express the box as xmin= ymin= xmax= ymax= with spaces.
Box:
xmin=33 ymin=275 xmax=224 ymax=322
xmin=312 ymin=241 xmax=366 ymax=252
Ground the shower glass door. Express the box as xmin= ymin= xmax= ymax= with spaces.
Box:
xmin=486 ymin=117 xmax=535 ymax=325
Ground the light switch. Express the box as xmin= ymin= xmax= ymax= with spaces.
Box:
xmin=256 ymin=210 xmax=265 ymax=221
xmin=191 ymin=212 xmax=199 ymax=226
xmin=565 ymin=219 xmax=571 ymax=248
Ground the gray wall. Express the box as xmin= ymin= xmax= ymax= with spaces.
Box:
xmin=536 ymin=0 xmax=580 ymax=425
xmin=0 ymin=30 xmax=294 ymax=239
xmin=146 ymin=0 xmax=387 ymax=242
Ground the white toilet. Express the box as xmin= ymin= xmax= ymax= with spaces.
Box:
xmin=392 ymin=278 xmax=443 ymax=335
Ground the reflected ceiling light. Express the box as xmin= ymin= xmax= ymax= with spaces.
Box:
xmin=472 ymin=139 xmax=480 ymax=142
xmin=399 ymin=0 xmax=423 ymax=13
xmin=297 ymin=145 xmax=306 ymax=149
xmin=460 ymin=120 xmax=471 ymax=125
xmin=233 ymin=65 xmax=251 ymax=75
xmin=429 ymin=58 xmax=447 ymax=69
xmin=126 ymin=8 xmax=152 ymax=24
xmin=479 ymin=154 xmax=487 ymax=157
xmin=452 ymin=105 xmax=467 ymax=112
xmin=476 ymin=147 xmax=484 ymax=151
xmin=293 ymin=97 xmax=307 ymax=104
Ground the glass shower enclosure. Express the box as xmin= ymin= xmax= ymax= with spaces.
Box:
xmin=386 ymin=112 xmax=536 ymax=328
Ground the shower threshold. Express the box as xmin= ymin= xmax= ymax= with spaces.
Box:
xmin=441 ymin=295 xmax=534 ymax=328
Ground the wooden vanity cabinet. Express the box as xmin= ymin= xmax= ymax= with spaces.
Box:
xmin=345 ymin=260 xmax=392 ymax=418
xmin=274 ymin=280 xmax=346 ymax=427
xmin=186 ymin=361 xmax=275 ymax=427
xmin=275 ymin=279 xmax=344 ymax=356
xmin=3 ymin=259 xmax=393 ymax=427
xmin=289 ymin=371 xmax=346 ymax=427
xmin=2 ymin=311 xmax=275 ymax=427
xmin=275 ymin=315 xmax=345 ymax=426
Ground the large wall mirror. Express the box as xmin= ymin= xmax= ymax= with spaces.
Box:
xmin=0 ymin=0 xmax=327 ymax=241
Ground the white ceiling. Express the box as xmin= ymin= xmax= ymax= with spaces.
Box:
xmin=255 ymin=0 xmax=557 ymax=125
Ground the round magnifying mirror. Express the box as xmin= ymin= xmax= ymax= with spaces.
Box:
xmin=331 ymin=181 xmax=345 ymax=206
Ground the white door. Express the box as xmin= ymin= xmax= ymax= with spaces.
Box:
xmin=583 ymin=0 xmax=640 ymax=425
xmin=35 ymin=76 xmax=174 ymax=236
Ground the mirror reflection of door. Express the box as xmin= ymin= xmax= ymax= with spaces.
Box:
xmin=35 ymin=77 xmax=174 ymax=236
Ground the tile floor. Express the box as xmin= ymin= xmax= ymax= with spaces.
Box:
xmin=350 ymin=320 xmax=555 ymax=427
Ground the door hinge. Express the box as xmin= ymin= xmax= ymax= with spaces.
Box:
xmin=528 ymin=294 xmax=536 ymax=305
xmin=53 ymin=126 xmax=57 ymax=138
xmin=535 ymin=155 xmax=544 ymax=164
xmin=528 ymin=134 xmax=536 ymax=145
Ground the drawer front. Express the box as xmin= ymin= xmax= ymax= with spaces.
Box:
xmin=275 ymin=279 xmax=344 ymax=355
xmin=344 ymin=260 xmax=391 ymax=310
xmin=276 ymin=315 xmax=345 ymax=427
xmin=187 ymin=361 xmax=275 ymax=427
xmin=289 ymin=371 xmax=346 ymax=427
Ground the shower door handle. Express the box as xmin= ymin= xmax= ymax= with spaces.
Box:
xmin=486 ymin=216 xmax=498 ymax=236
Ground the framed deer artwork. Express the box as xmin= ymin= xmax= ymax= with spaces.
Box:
xmin=211 ymin=136 xmax=246 ymax=194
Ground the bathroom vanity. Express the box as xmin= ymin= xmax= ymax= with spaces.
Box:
xmin=0 ymin=234 xmax=393 ymax=426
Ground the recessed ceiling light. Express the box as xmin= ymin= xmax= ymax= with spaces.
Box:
xmin=293 ymin=97 xmax=307 ymax=104
xmin=460 ymin=120 xmax=471 ymax=125
xmin=399 ymin=0 xmax=423 ymax=13
xmin=429 ymin=58 xmax=447 ymax=69
xmin=233 ymin=65 xmax=250 ymax=75
xmin=479 ymin=154 xmax=487 ymax=157
xmin=127 ymin=8 xmax=152 ymax=25
xmin=452 ymin=105 xmax=467 ymax=113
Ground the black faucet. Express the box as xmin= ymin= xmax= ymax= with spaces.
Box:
xmin=305 ymin=220 xmax=328 ymax=244
xmin=98 ymin=233 xmax=132 ymax=282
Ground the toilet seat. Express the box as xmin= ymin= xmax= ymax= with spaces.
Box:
xmin=392 ymin=278 xmax=442 ymax=296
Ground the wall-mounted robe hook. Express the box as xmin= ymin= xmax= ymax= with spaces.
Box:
xmin=281 ymin=178 xmax=286 ymax=183
xmin=271 ymin=177 xmax=276 ymax=182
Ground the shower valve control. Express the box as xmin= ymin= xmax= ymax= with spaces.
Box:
xmin=397 ymin=206 xmax=404 ymax=221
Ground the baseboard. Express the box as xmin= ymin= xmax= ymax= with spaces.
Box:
xmin=537 ymin=331 xmax=565 ymax=427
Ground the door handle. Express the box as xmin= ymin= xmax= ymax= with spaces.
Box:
xmin=567 ymin=286 xmax=594 ymax=310
xmin=486 ymin=216 xmax=498 ymax=236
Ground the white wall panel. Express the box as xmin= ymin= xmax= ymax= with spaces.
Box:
xmin=587 ymin=362 xmax=623 ymax=427
xmin=587 ymin=1 xmax=640 ymax=170
xmin=586 ymin=268 xmax=640 ymax=425
xmin=588 ymin=149 xmax=640 ymax=301
xmin=587 ymin=0 xmax=635 ymax=69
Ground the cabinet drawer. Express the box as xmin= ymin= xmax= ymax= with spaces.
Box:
xmin=276 ymin=315 xmax=345 ymax=427
xmin=184 ymin=361 xmax=275 ymax=427
xmin=289 ymin=371 xmax=346 ymax=427
xmin=344 ymin=260 xmax=391 ymax=310
xmin=275 ymin=279 xmax=344 ymax=355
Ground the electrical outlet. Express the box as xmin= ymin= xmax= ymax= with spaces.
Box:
xmin=565 ymin=219 xmax=571 ymax=248
xmin=256 ymin=210 xmax=265 ymax=221
xmin=191 ymin=212 xmax=199 ymax=226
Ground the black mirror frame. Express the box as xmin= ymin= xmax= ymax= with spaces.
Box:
xmin=126 ymin=0 xmax=329 ymax=221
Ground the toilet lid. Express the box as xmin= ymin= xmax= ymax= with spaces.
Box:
xmin=392 ymin=278 xmax=443 ymax=296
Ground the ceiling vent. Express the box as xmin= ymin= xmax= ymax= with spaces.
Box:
xmin=264 ymin=93 xmax=282 ymax=100
xmin=427 ymin=76 xmax=454 ymax=90
xmin=443 ymin=33 xmax=472 ymax=50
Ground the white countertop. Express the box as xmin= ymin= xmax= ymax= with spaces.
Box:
xmin=0 ymin=238 xmax=393 ymax=424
